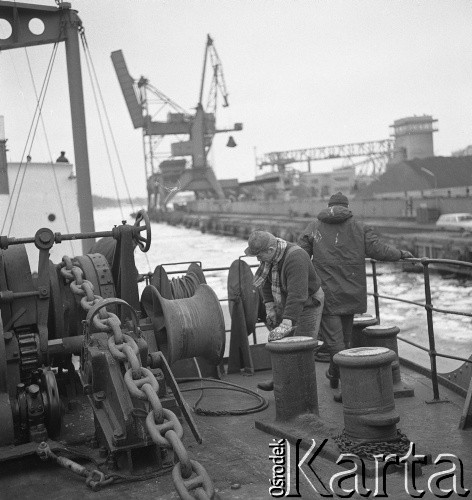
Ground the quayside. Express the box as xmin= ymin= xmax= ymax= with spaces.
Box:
xmin=160 ymin=209 xmax=472 ymax=278
xmin=0 ymin=213 xmax=470 ymax=500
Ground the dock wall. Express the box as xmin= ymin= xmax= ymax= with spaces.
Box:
xmin=153 ymin=195 xmax=472 ymax=270
xmin=188 ymin=196 xmax=472 ymax=219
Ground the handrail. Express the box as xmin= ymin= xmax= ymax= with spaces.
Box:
xmin=145 ymin=255 xmax=472 ymax=402
xmin=368 ymin=256 xmax=472 ymax=402
xmin=397 ymin=335 xmax=471 ymax=364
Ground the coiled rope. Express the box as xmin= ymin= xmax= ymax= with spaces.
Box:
xmin=177 ymin=376 xmax=269 ymax=416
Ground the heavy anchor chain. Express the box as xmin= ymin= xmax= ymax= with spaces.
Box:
xmin=333 ymin=429 xmax=411 ymax=461
xmin=61 ymin=255 xmax=215 ymax=499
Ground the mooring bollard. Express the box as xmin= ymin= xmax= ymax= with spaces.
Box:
xmin=351 ymin=313 xmax=378 ymax=348
xmin=361 ymin=325 xmax=414 ymax=398
xmin=334 ymin=347 xmax=399 ymax=441
xmin=265 ymin=336 xmax=318 ymax=421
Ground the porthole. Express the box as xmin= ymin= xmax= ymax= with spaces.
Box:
xmin=28 ymin=18 xmax=45 ymax=36
xmin=0 ymin=19 xmax=13 ymax=40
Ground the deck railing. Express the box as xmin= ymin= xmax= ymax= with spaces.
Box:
xmin=144 ymin=256 xmax=472 ymax=403
xmin=369 ymin=257 xmax=472 ymax=402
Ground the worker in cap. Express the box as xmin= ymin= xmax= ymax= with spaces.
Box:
xmin=298 ymin=192 xmax=414 ymax=398
xmin=245 ymin=230 xmax=324 ymax=391
xmin=56 ymin=151 xmax=69 ymax=163
xmin=327 ymin=191 xmax=349 ymax=207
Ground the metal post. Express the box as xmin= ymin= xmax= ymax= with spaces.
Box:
xmin=265 ymin=337 xmax=318 ymax=421
xmin=0 ymin=117 xmax=9 ymax=195
xmin=64 ymin=7 xmax=95 ymax=253
xmin=334 ymin=347 xmax=399 ymax=441
xmin=422 ymin=260 xmax=440 ymax=400
xmin=371 ymin=260 xmax=380 ymax=321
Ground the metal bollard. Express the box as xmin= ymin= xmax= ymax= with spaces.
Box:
xmin=361 ymin=325 xmax=414 ymax=398
xmin=266 ymin=336 xmax=318 ymax=421
xmin=350 ymin=313 xmax=378 ymax=348
xmin=334 ymin=347 xmax=399 ymax=441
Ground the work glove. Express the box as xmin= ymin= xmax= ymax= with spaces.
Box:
xmin=400 ymin=250 xmax=415 ymax=259
xmin=268 ymin=319 xmax=294 ymax=342
xmin=265 ymin=302 xmax=278 ymax=329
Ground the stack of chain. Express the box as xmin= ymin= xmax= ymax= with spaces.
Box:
xmin=333 ymin=429 xmax=411 ymax=460
xmin=60 ymin=256 xmax=215 ymax=499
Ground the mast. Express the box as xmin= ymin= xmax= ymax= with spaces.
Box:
xmin=63 ymin=5 xmax=95 ymax=251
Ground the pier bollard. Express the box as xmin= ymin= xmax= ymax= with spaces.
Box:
xmin=351 ymin=313 xmax=378 ymax=348
xmin=361 ymin=325 xmax=414 ymax=398
xmin=334 ymin=347 xmax=399 ymax=441
xmin=265 ymin=337 xmax=318 ymax=421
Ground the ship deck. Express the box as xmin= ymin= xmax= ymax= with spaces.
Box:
xmin=1 ymin=360 xmax=471 ymax=499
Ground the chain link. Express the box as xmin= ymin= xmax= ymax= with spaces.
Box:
xmin=80 ymin=294 xmax=102 ymax=311
xmin=93 ymin=312 xmax=120 ymax=334
xmin=145 ymin=407 xmax=183 ymax=447
xmin=61 ymin=255 xmax=215 ymax=499
xmin=172 ymin=460 xmax=215 ymax=500
xmin=333 ymin=429 xmax=411 ymax=460
xmin=107 ymin=333 xmax=139 ymax=362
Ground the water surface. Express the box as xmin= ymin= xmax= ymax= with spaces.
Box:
xmin=96 ymin=206 xmax=472 ymax=373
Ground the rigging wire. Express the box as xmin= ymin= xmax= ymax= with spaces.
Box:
xmin=80 ymin=31 xmax=137 ymax=212
xmin=8 ymin=44 xmax=59 ymax=236
xmin=23 ymin=46 xmax=75 ymax=255
xmin=80 ymin=29 xmax=151 ymax=272
xmin=80 ymin=32 xmax=124 ymax=221
xmin=0 ymin=53 xmax=27 ymax=234
xmin=2 ymin=42 xmax=59 ymax=236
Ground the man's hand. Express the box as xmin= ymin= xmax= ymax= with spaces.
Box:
xmin=268 ymin=319 xmax=294 ymax=342
xmin=265 ymin=302 xmax=277 ymax=329
xmin=400 ymin=250 xmax=415 ymax=259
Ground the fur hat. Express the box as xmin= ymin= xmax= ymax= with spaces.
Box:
xmin=328 ymin=192 xmax=349 ymax=207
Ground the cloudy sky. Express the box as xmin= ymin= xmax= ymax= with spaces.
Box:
xmin=1 ymin=0 xmax=471 ymax=198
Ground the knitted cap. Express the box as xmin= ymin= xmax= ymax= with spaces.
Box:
xmin=244 ymin=230 xmax=277 ymax=256
xmin=328 ymin=192 xmax=349 ymax=207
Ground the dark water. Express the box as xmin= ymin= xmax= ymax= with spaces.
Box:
xmin=97 ymin=207 xmax=472 ymax=373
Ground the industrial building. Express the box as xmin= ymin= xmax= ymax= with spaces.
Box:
xmin=247 ymin=114 xmax=472 ymax=204
xmin=359 ymin=156 xmax=472 ymax=200
xmin=359 ymin=115 xmax=472 ymax=200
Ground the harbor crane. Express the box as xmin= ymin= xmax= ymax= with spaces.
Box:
xmin=112 ymin=35 xmax=242 ymax=209
xmin=257 ymin=139 xmax=395 ymax=177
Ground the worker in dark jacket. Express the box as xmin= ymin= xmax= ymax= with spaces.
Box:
xmin=298 ymin=192 xmax=414 ymax=390
xmin=245 ymin=230 xmax=324 ymax=391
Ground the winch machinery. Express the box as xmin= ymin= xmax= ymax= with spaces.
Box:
xmin=0 ymin=210 xmax=224 ymax=498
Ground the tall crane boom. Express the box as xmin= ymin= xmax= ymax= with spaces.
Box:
xmin=111 ymin=36 xmax=242 ymax=210
xmin=111 ymin=50 xmax=143 ymax=129
xmin=199 ymin=34 xmax=229 ymax=112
